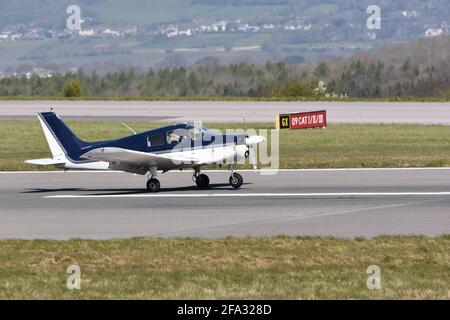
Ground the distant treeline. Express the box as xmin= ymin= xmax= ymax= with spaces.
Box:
xmin=323 ymin=36 xmax=450 ymax=98
xmin=0 ymin=62 xmax=291 ymax=97
xmin=1 ymin=36 xmax=450 ymax=99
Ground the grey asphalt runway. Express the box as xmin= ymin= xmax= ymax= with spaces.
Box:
xmin=1 ymin=100 xmax=450 ymax=124
xmin=0 ymin=169 xmax=449 ymax=239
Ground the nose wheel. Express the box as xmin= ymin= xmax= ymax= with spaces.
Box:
xmin=229 ymin=172 xmax=243 ymax=189
xmin=227 ymin=165 xmax=243 ymax=189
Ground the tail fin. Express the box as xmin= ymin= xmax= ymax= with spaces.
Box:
xmin=37 ymin=112 xmax=89 ymax=161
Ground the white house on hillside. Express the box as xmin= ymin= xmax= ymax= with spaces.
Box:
xmin=425 ymin=28 xmax=443 ymax=37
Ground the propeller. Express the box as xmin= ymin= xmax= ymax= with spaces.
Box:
xmin=245 ymin=135 xmax=265 ymax=170
xmin=240 ymin=111 xmax=265 ymax=170
xmin=241 ymin=111 xmax=247 ymax=130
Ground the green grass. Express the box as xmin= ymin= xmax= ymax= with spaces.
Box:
xmin=0 ymin=236 xmax=448 ymax=299
xmin=145 ymin=32 xmax=270 ymax=50
xmin=1 ymin=120 xmax=450 ymax=171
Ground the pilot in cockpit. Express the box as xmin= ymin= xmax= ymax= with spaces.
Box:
xmin=167 ymin=129 xmax=189 ymax=144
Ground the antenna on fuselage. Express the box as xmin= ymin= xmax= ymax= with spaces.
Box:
xmin=241 ymin=111 xmax=247 ymax=131
xmin=121 ymin=122 xmax=137 ymax=135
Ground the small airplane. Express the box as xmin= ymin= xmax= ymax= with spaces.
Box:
xmin=25 ymin=112 xmax=265 ymax=192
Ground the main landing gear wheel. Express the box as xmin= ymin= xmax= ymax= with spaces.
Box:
xmin=195 ymin=174 xmax=210 ymax=189
xmin=146 ymin=178 xmax=161 ymax=192
xmin=229 ymin=172 xmax=243 ymax=189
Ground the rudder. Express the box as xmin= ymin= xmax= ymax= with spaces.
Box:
xmin=38 ymin=112 xmax=89 ymax=161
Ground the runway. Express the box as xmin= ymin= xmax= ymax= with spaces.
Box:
xmin=1 ymin=100 xmax=450 ymax=124
xmin=0 ymin=169 xmax=449 ymax=239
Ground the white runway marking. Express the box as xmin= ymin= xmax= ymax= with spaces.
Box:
xmin=44 ymin=192 xmax=450 ymax=199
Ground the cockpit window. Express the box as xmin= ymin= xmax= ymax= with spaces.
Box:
xmin=167 ymin=128 xmax=191 ymax=144
xmin=147 ymin=133 xmax=165 ymax=147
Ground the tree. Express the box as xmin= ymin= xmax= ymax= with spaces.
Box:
xmin=187 ymin=72 xmax=200 ymax=95
xmin=63 ymin=80 xmax=82 ymax=97
xmin=272 ymin=81 xmax=317 ymax=98
xmin=284 ymin=55 xmax=306 ymax=65
xmin=314 ymin=63 xmax=329 ymax=78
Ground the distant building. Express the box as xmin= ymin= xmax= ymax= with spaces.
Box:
xmin=441 ymin=21 xmax=450 ymax=32
xmin=123 ymin=26 xmax=138 ymax=36
xmin=238 ymin=24 xmax=250 ymax=32
xmin=79 ymin=29 xmax=95 ymax=37
xmin=425 ymin=28 xmax=443 ymax=37
xmin=401 ymin=10 xmax=418 ymax=19
xmin=284 ymin=24 xmax=311 ymax=31
xmin=10 ymin=33 xmax=22 ymax=40
xmin=237 ymin=24 xmax=260 ymax=32
xmin=102 ymin=28 xmax=121 ymax=37
xmin=25 ymin=68 xmax=54 ymax=79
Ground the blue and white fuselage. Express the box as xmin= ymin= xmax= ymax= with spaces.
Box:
xmin=26 ymin=112 xmax=264 ymax=191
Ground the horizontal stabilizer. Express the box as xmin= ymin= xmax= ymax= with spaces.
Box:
xmin=25 ymin=158 xmax=66 ymax=166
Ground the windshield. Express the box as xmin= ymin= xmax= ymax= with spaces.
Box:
xmin=186 ymin=125 xmax=202 ymax=141
xmin=186 ymin=124 xmax=217 ymax=140
xmin=180 ymin=124 xmax=221 ymax=145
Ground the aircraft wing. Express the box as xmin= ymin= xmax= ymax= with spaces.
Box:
xmin=80 ymin=147 xmax=198 ymax=168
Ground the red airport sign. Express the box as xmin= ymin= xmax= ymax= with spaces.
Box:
xmin=276 ymin=110 xmax=326 ymax=129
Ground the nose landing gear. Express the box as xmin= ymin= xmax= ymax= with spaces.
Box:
xmin=229 ymin=172 xmax=243 ymax=189
xmin=228 ymin=165 xmax=243 ymax=189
